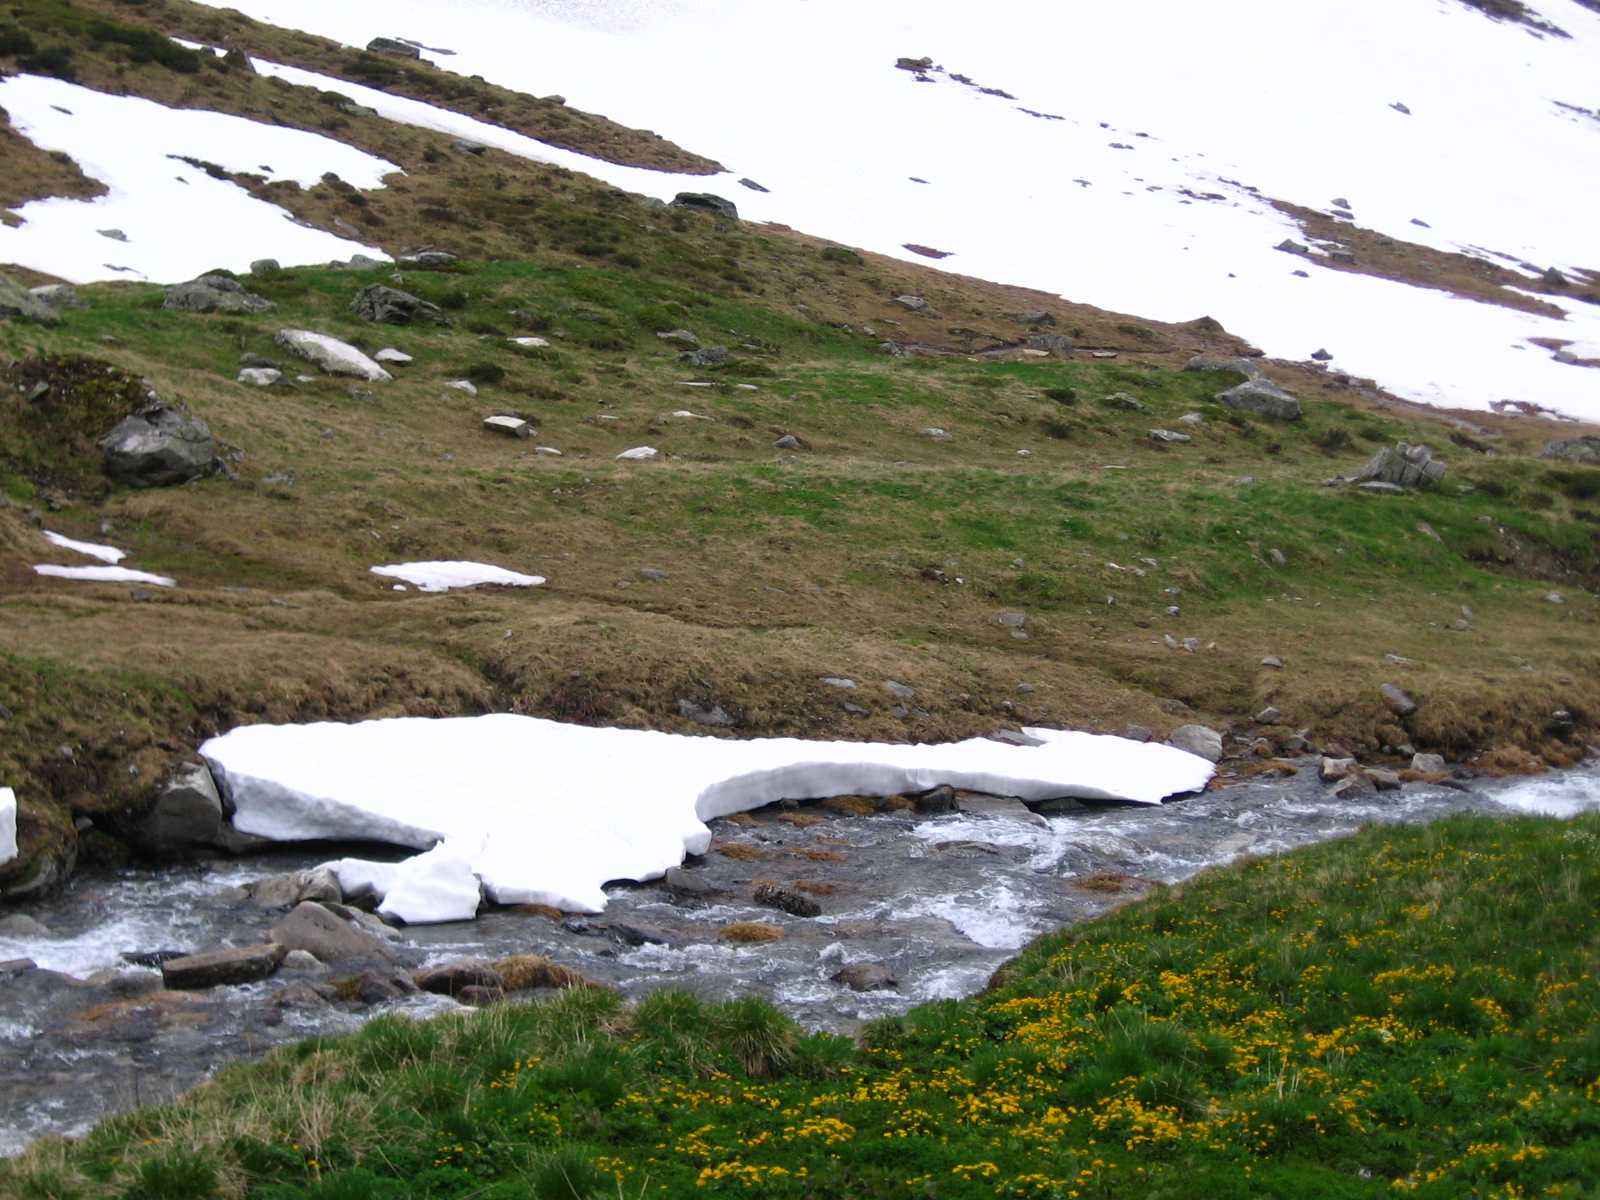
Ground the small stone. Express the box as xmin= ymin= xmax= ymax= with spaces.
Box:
xmin=1123 ymin=724 xmax=1153 ymax=742
xmin=1016 ymin=683 xmax=1036 ymax=694
xmin=819 ymin=677 xmax=857 ymax=688
xmin=616 ymin=446 xmax=659 ymax=460
xmin=677 ymin=699 xmax=732 ymax=726
xmin=773 ymin=434 xmax=802 ymax=450
xmin=1330 ymin=772 xmax=1376 ymax=799
xmin=842 ymin=702 xmax=869 ymax=715
xmin=639 ymin=568 xmax=670 ymax=581
xmin=1260 ymin=656 xmax=1284 ymax=668
xmin=249 ymin=258 xmax=280 ymax=276
xmin=1380 ymin=683 xmax=1417 ymax=717
xmin=450 ymin=138 xmax=487 ymax=155
xmin=1149 ymin=429 xmax=1192 ymax=443
xmin=664 ymin=867 xmax=721 ymax=896
xmin=1311 ymin=348 xmax=1333 ymax=361
xmin=483 ymin=415 xmax=532 ymax=438
xmin=443 ymin=379 xmax=478 ymax=395
xmin=919 ymin=427 xmax=951 ymax=439
xmin=1411 ymin=752 xmax=1447 ymax=773
xmin=832 ymin=963 xmax=898 ymax=992
xmin=366 ymin=37 xmax=421 ymax=57
xmin=915 ymin=784 xmax=959 ymax=813
xmin=892 ymin=295 xmax=929 ymax=311
xmin=883 ymin=680 xmax=916 ymax=699
xmin=1368 ymin=769 xmax=1403 ymax=791
xmin=995 ymin=612 xmax=1027 ymax=629
xmin=1255 ymin=706 xmax=1285 ymax=724
xmin=1268 ymin=548 xmax=1287 ymax=567
xmin=0 ymin=914 xmax=51 ymax=938
xmin=754 ymin=883 xmax=822 ymax=918
xmin=237 ymin=368 xmax=283 ymax=386
xmin=280 ymin=949 xmax=325 ymax=972
xmin=656 ymin=328 xmax=699 ymax=345
xmin=1546 ymin=592 xmax=1566 ymax=604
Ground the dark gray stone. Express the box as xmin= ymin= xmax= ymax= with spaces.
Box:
xmin=351 ymin=283 xmax=450 ymax=326
xmin=915 ymin=784 xmax=959 ymax=813
xmin=1381 ymin=683 xmax=1418 ymax=717
xmin=163 ymin=275 xmax=274 ymax=314
xmin=161 ymin=943 xmax=284 ymax=989
xmin=99 ymin=406 xmax=216 ymax=488
xmin=1215 ymin=378 xmax=1302 ymax=420
xmin=249 ymin=259 xmax=280 ymax=276
xmin=414 ymin=959 xmax=504 ymax=996
xmin=663 ymin=867 xmax=722 ymax=896
xmin=670 ymin=193 xmax=739 ymax=219
xmin=131 ymin=763 xmax=226 ymax=855
xmin=678 ymin=699 xmax=733 ymax=726
xmin=754 ymin=884 xmax=822 ymax=918
xmin=1350 ymin=442 xmax=1448 ymax=489
xmin=366 ymin=37 xmax=420 ymax=57
xmin=1024 ymin=333 xmax=1074 ymax=353
xmin=400 ymin=251 xmax=457 ymax=267
xmin=832 ymin=963 xmax=898 ymax=992
xmin=892 ymin=295 xmax=929 ymax=311
xmin=606 ymin=922 xmax=679 ymax=947
xmin=1184 ymin=355 xmax=1265 ymax=379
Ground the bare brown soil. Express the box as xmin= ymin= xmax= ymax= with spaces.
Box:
xmin=0 ymin=103 xmax=105 ymax=218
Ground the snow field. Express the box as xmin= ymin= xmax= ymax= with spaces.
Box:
xmin=0 ymin=74 xmax=396 ymax=282
xmin=368 ymin=562 xmax=546 ymax=591
xmin=0 ymin=788 xmax=16 ymax=868
xmin=191 ymin=0 xmax=1600 ymax=419
xmin=198 ymin=714 xmax=1217 ymax=922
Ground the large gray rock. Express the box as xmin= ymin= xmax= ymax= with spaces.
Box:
xmin=1183 ymin=355 xmax=1264 ymax=379
xmin=161 ymin=943 xmax=284 ymax=989
xmin=246 ymin=867 xmax=343 ymax=908
xmin=1168 ymin=724 xmax=1225 ymax=762
xmin=366 ymin=37 xmax=420 ymax=57
xmin=350 ymin=283 xmax=450 ymax=326
xmin=1381 ymin=683 xmax=1418 ymax=717
xmin=1537 ymin=436 xmax=1600 ymax=466
xmin=98 ymin=405 xmax=216 ymax=487
xmin=131 ymin=763 xmax=227 ymax=855
xmin=0 ymin=272 xmax=60 ymax=322
xmin=670 ymin=192 xmax=739 ymax=219
xmin=268 ymin=901 xmax=397 ymax=963
xmin=163 ymin=275 xmax=274 ymax=314
xmin=1025 ymin=333 xmax=1074 ymax=353
xmin=1352 ymin=442 xmax=1448 ymax=489
xmin=275 ymin=329 xmax=393 ymax=381
xmin=1215 ymin=378 xmax=1302 ymax=420
xmin=29 ymin=284 xmax=80 ymax=311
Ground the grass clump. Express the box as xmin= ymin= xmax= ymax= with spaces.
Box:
xmin=10 ymin=815 xmax=1600 ymax=1197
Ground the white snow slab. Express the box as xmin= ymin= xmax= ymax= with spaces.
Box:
xmin=42 ymin=531 xmax=125 ymax=563
xmin=0 ymin=74 xmax=396 ymax=283
xmin=33 ymin=565 xmax=175 ymax=586
xmin=193 ymin=0 xmax=1600 ymax=419
xmin=199 ymin=714 xmax=1216 ymax=921
xmin=0 ymin=788 xmax=17 ymax=869
xmin=369 ymin=561 xmax=546 ymax=591
xmin=616 ymin=445 xmax=659 ymax=459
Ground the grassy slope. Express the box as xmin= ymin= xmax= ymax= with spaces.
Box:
xmin=7 ymin=812 xmax=1600 ymax=1198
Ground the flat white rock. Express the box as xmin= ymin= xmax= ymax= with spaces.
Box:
xmin=616 ymin=445 xmax=659 ymax=459
xmin=33 ymin=565 xmax=175 ymax=586
xmin=199 ymin=715 xmax=1216 ymax=922
xmin=368 ymin=561 xmax=546 ymax=592
xmin=0 ymin=787 xmax=16 ymax=868
xmin=443 ymin=379 xmax=478 ymax=395
xmin=237 ymin=367 xmax=283 ymax=386
xmin=275 ymin=330 xmax=393 ymax=382
xmin=375 ymin=347 xmax=413 ymax=364
xmin=509 ymin=336 xmax=549 ymax=347
xmin=482 ymin=415 xmax=532 ymax=437
xmin=43 ymin=530 xmax=124 ymax=563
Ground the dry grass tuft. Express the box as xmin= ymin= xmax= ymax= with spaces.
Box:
xmin=493 ymin=955 xmax=592 ymax=991
xmin=717 ymin=842 xmax=769 ymax=862
xmin=1070 ymin=871 xmax=1147 ymax=894
xmin=775 ymin=813 xmax=827 ymax=827
xmin=510 ymin=904 xmax=566 ymax=920
xmin=718 ymin=921 xmax=785 ymax=943
xmin=779 ymin=847 xmax=847 ymax=862
xmin=821 ymin=796 xmax=879 ymax=816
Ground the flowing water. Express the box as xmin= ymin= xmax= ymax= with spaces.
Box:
xmin=1 ymin=757 xmax=1596 ymax=1155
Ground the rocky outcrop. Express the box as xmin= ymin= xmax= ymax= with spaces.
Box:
xmin=163 ymin=275 xmax=274 ymax=314
xmin=98 ymin=405 xmax=216 ymax=487
xmin=350 ymin=283 xmax=450 ymax=326
xmin=1537 ymin=436 xmax=1600 ymax=466
xmin=1348 ymin=442 xmax=1448 ymax=489
xmin=1167 ymin=724 xmax=1224 ymax=762
xmin=127 ymin=763 xmax=253 ymax=856
xmin=1183 ymin=355 xmax=1265 ymax=379
xmin=268 ymin=901 xmax=398 ymax=963
xmin=670 ymin=193 xmax=739 ymax=219
xmin=0 ymin=272 xmax=60 ymax=322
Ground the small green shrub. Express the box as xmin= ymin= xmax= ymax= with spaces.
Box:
xmin=820 ymin=246 xmax=863 ymax=266
xmin=1043 ymin=387 xmax=1077 ymax=405
xmin=464 ymin=362 xmax=507 ymax=386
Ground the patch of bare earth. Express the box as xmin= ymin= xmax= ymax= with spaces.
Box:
xmin=0 ymin=103 xmax=106 ymax=222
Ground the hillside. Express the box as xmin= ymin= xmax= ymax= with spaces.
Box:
xmin=0 ymin=0 xmax=1598 ymax=896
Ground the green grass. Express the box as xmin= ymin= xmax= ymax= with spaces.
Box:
xmin=10 ymin=813 xmax=1600 ymax=1198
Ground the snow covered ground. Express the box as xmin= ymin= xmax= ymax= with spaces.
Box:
xmin=33 ymin=528 xmax=174 ymax=586
xmin=166 ymin=0 xmax=1600 ymax=421
xmin=369 ymin=561 xmax=546 ymax=591
xmin=0 ymin=788 xmax=16 ymax=869
xmin=0 ymin=74 xmax=394 ymax=281
xmin=199 ymin=715 xmax=1216 ymax=921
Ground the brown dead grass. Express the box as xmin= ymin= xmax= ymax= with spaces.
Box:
xmin=1069 ymin=871 xmax=1147 ymax=894
xmin=718 ymin=921 xmax=784 ymax=943
xmin=716 ymin=843 xmax=769 ymax=862
xmin=777 ymin=847 xmax=846 ymax=862
xmin=820 ymin=796 xmax=878 ymax=816
xmin=775 ymin=812 xmax=827 ymax=827
xmin=492 ymin=954 xmax=591 ymax=991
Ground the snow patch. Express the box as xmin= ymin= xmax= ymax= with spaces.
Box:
xmin=42 ymin=531 xmax=125 ymax=563
xmin=0 ymin=787 xmax=17 ymax=869
xmin=368 ymin=562 xmax=546 ymax=591
xmin=199 ymin=715 xmax=1214 ymax=922
xmin=32 ymin=565 xmax=175 ymax=586
xmin=0 ymin=74 xmax=396 ymax=283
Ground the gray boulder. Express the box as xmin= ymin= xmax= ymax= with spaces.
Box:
xmin=131 ymin=763 xmax=227 ymax=855
xmin=1537 ymin=436 xmax=1600 ymax=466
xmin=330 ymin=254 xmax=387 ymax=271
xmin=99 ymin=405 xmax=216 ymax=487
xmin=1381 ymin=683 xmax=1418 ymax=717
xmin=163 ymin=275 xmax=274 ymax=314
xmin=656 ymin=328 xmax=699 ymax=346
xmin=1183 ymin=355 xmax=1265 ymax=379
xmin=754 ymin=883 xmax=822 ymax=918
xmin=249 ymin=259 xmax=281 ymax=276
xmin=1168 ymin=724 xmax=1224 ymax=762
xmin=670 ymin=192 xmax=739 ymax=219
xmin=1215 ymin=378 xmax=1302 ymax=420
xmin=162 ymin=943 xmax=284 ymax=989
xmin=275 ymin=329 xmax=393 ymax=381
xmin=1010 ymin=311 xmax=1055 ymax=325
xmin=0 ymin=272 xmax=60 ymax=322
xmin=1352 ymin=442 xmax=1447 ymax=489
xmin=892 ymin=295 xmax=929 ymax=311
xmin=677 ymin=699 xmax=733 ymax=726
xmin=676 ymin=345 xmax=730 ymax=367
xmin=350 ymin=282 xmax=450 ymax=326
xmin=400 ymin=251 xmax=457 ymax=267
xmin=246 ymin=867 xmax=343 ymax=908
xmin=268 ymin=901 xmax=397 ymax=963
